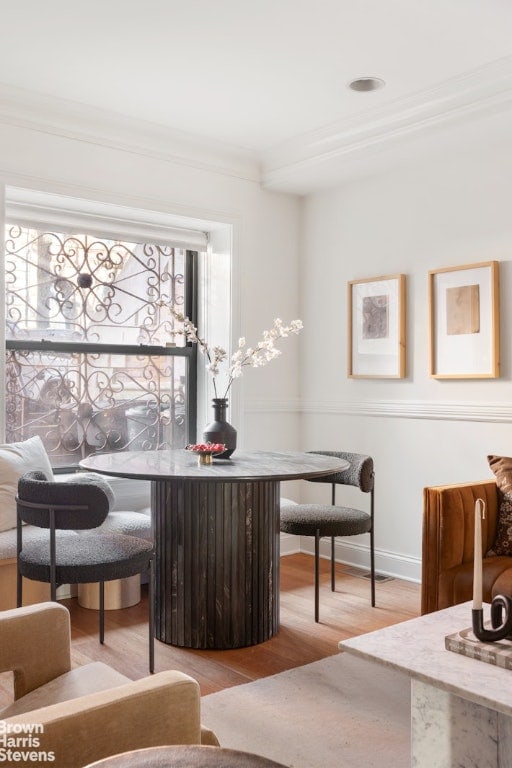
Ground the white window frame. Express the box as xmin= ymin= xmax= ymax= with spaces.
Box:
xmin=2 ymin=186 xmax=235 ymax=445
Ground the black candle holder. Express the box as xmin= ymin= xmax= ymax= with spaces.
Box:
xmin=472 ymin=594 xmax=512 ymax=642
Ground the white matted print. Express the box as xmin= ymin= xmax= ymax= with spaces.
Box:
xmin=429 ymin=261 xmax=500 ymax=379
xmin=348 ymin=274 xmax=406 ymax=378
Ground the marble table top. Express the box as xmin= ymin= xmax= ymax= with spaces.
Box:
xmin=339 ymin=601 xmax=512 ymax=717
xmin=81 ymin=449 xmax=349 ymax=483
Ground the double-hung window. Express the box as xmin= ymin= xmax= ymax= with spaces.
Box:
xmin=5 ymin=220 xmax=200 ymax=469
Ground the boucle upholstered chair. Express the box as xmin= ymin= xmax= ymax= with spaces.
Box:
xmin=70 ymin=471 xmax=152 ymax=610
xmin=16 ymin=471 xmax=155 ymax=671
xmin=280 ymin=451 xmax=375 ymax=622
xmin=0 ymin=603 xmax=219 ymax=768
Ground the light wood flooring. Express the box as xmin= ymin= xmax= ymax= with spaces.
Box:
xmin=0 ymin=553 xmax=420 ymax=707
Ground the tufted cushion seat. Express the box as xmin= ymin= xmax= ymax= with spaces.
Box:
xmin=280 ymin=503 xmax=371 ymax=538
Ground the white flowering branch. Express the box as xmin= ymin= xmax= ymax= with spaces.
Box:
xmin=166 ymin=306 xmax=303 ymax=399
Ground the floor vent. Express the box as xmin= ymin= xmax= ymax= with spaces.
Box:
xmin=343 ymin=567 xmax=394 ymax=583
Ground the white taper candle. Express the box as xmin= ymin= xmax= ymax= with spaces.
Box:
xmin=473 ymin=498 xmax=485 ymax=610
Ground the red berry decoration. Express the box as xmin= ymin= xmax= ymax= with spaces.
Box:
xmin=186 ymin=442 xmax=225 ymax=454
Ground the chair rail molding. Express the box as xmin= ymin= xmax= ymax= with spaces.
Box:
xmin=299 ymin=399 xmax=512 ymax=424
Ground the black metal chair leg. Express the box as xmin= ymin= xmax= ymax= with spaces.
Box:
xmin=330 ymin=484 xmax=336 ymax=593
xmin=50 ymin=510 xmax=56 ymax=601
xmin=149 ymin=558 xmax=155 ymax=673
xmin=17 ymin=571 xmax=22 ymax=607
xmin=370 ymin=529 xmax=376 ymax=607
xmin=99 ymin=582 xmax=105 ymax=644
xmin=314 ymin=530 xmax=320 ymax=623
xmin=331 ymin=536 xmax=336 ymax=592
xmin=16 ymin=516 xmax=22 ymax=607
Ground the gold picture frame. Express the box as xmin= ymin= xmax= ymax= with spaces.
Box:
xmin=348 ymin=273 xmax=406 ymax=378
xmin=429 ymin=261 xmax=500 ymax=379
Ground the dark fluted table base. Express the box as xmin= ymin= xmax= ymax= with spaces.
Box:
xmin=80 ymin=449 xmax=349 ymax=651
xmin=153 ymin=478 xmax=280 ymax=648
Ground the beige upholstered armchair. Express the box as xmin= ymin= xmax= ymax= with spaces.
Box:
xmin=0 ymin=603 xmax=219 ymax=768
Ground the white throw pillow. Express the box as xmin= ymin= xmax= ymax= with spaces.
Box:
xmin=0 ymin=436 xmax=54 ymax=532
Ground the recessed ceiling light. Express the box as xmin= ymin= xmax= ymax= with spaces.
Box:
xmin=347 ymin=77 xmax=386 ymax=93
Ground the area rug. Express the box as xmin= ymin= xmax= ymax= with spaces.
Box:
xmin=200 ymin=653 xmax=410 ymax=768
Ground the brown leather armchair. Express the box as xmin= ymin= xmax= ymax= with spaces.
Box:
xmin=422 ymin=480 xmax=512 ymax=614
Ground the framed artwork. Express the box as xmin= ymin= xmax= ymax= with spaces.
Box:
xmin=348 ymin=274 xmax=406 ymax=378
xmin=428 ymin=261 xmax=500 ymax=379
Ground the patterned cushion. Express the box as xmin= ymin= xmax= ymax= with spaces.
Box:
xmin=488 ymin=455 xmax=512 ymax=555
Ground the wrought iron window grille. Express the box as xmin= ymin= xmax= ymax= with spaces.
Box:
xmin=5 ymin=225 xmax=198 ymax=468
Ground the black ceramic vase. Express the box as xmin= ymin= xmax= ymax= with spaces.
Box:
xmin=202 ymin=398 xmax=237 ymax=459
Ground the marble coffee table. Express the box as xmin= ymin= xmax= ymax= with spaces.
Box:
xmin=339 ymin=601 xmax=512 ymax=768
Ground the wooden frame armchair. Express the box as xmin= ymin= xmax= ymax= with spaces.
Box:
xmin=0 ymin=603 xmax=218 ymax=768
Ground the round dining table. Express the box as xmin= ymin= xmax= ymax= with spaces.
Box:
xmin=80 ymin=449 xmax=348 ymax=650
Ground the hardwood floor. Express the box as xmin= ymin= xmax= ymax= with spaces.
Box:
xmin=0 ymin=553 xmax=420 ymax=706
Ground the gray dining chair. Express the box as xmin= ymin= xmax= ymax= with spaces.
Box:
xmin=280 ymin=450 xmax=375 ymax=622
xmin=16 ymin=470 xmax=156 ymax=672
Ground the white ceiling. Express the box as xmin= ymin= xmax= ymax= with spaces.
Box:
xmin=1 ymin=0 xmax=512 ymax=193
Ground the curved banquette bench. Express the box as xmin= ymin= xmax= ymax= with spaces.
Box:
xmin=422 ymin=480 xmax=512 ymax=614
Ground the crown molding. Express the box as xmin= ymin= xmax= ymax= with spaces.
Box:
xmin=261 ymin=55 xmax=512 ymax=192
xmin=0 ymin=83 xmax=261 ymax=184
xmin=3 ymin=54 xmax=512 ymax=195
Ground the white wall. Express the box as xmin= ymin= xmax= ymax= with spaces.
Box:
xmin=5 ymin=104 xmax=512 ymax=583
xmin=0 ymin=120 xmax=301 ymax=450
xmin=299 ymin=131 xmax=512 ymax=582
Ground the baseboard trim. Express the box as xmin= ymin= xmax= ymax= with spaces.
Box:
xmin=280 ymin=532 xmax=301 ymax=555
xmin=299 ymin=537 xmax=421 ymax=583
